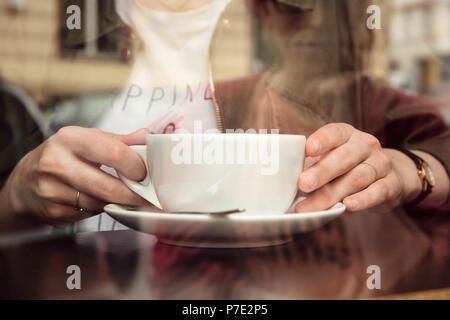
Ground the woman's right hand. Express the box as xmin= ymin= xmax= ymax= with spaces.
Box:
xmin=2 ymin=126 xmax=150 ymax=225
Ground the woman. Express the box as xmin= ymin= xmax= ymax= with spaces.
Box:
xmin=0 ymin=0 xmax=448 ymax=233
xmin=212 ymin=0 xmax=449 ymax=213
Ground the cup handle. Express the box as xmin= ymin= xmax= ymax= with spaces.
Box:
xmin=117 ymin=145 xmax=162 ymax=209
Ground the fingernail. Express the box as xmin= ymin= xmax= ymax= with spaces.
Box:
xmin=347 ymin=199 xmax=359 ymax=210
xmin=302 ymin=173 xmax=317 ymax=191
xmin=310 ymin=139 xmax=320 ymax=154
xmin=139 ymin=128 xmax=150 ymax=134
xmin=296 ymin=202 xmax=313 ymax=213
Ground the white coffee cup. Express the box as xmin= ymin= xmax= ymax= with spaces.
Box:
xmin=119 ymin=134 xmax=305 ymax=214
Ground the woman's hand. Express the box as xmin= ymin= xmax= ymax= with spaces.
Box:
xmin=2 ymin=126 xmax=149 ymax=225
xmin=296 ymin=123 xmax=422 ymax=213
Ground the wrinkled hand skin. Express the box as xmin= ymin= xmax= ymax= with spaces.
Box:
xmin=2 ymin=127 xmax=150 ymax=225
xmin=296 ymin=123 xmax=422 ymax=213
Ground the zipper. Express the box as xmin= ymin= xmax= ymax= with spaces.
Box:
xmin=208 ymin=59 xmax=225 ymax=133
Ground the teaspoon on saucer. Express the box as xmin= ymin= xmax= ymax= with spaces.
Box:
xmin=175 ymin=208 xmax=247 ymax=216
xmin=121 ymin=205 xmax=246 ymax=215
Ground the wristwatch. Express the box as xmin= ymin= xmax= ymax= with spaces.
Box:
xmin=397 ymin=149 xmax=435 ymax=207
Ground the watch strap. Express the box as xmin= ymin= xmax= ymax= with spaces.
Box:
xmin=397 ymin=148 xmax=432 ymax=208
xmin=398 ymin=148 xmax=423 ymax=169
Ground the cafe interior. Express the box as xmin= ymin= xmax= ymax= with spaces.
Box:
xmin=0 ymin=0 xmax=449 ymax=300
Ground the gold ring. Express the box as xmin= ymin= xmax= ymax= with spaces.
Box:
xmin=361 ymin=162 xmax=378 ymax=180
xmin=75 ymin=191 xmax=84 ymax=213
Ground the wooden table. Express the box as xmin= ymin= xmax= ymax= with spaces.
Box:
xmin=377 ymin=287 xmax=450 ymax=300
xmin=0 ymin=209 xmax=449 ymax=300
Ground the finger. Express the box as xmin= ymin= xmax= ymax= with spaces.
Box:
xmin=35 ymin=174 xmax=106 ymax=212
xmin=295 ymin=160 xmax=378 ymax=213
xmin=111 ymin=128 xmax=150 ymax=146
xmin=350 ymin=152 xmax=392 ymax=182
xmin=306 ymin=123 xmax=353 ymax=157
xmin=42 ymin=202 xmax=97 ymax=224
xmin=70 ymin=164 xmax=148 ymax=206
xmin=75 ymin=191 xmax=107 ymax=213
xmin=44 ymin=152 xmax=148 ymax=206
xmin=53 ymin=127 xmax=146 ymax=181
xmin=299 ymin=138 xmax=370 ymax=192
xmin=303 ymin=156 xmax=321 ymax=171
xmin=343 ymin=174 xmax=402 ymax=212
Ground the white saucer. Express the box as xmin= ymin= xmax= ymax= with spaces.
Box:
xmin=104 ymin=198 xmax=346 ymax=248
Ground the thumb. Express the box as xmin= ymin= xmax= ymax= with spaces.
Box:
xmin=116 ymin=128 xmax=151 ymax=146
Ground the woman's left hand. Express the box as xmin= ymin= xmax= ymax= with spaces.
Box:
xmin=296 ymin=123 xmax=419 ymax=213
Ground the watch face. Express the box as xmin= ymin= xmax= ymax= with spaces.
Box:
xmin=423 ymin=162 xmax=436 ymax=187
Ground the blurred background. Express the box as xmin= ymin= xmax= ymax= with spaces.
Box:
xmin=0 ymin=0 xmax=449 ymax=123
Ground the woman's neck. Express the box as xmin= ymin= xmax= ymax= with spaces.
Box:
xmin=136 ymin=0 xmax=214 ymax=12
